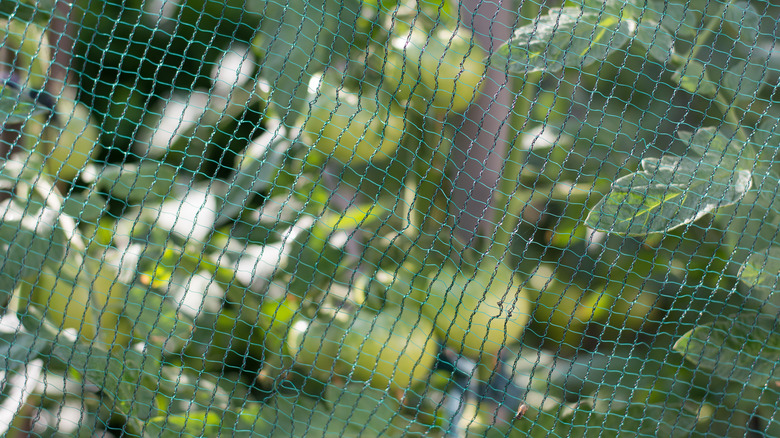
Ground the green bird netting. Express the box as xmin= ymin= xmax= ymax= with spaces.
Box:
xmin=1 ymin=0 xmax=779 ymax=436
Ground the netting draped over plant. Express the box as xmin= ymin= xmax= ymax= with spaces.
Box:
xmin=1 ymin=0 xmax=780 ymax=436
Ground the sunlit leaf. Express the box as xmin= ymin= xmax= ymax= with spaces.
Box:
xmin=586 ymin=128 xmax=752 ymax=235
xmin=674 ymin=312 xmax=780 ymax=387
xmin=492 ymin=7 xmax=636 ymax=74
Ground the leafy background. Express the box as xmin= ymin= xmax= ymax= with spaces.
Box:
xmin=1 ymin=0 xmax=780 ymax=436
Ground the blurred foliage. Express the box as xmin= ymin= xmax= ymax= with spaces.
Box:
xmin=0 ymin=0 xmax=779 ymax=436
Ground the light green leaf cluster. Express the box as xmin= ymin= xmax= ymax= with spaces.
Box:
xmin=586 ymin=128 xmax=752 ymax=235
xmin=674 ymin=312 xmax=780 ymax=388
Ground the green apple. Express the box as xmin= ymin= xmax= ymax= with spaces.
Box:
xmin=287 ymin=306 xmax=438 ymax=394
xmin=418 ymin=262 xmax=529 ymax=361
xmin=343 ymin=306 xmax=438 ymax=393
xmin=302 ymin=86 xmax=405 ymax=166
xmin=399 ymin=26 xmax=488 ymax=113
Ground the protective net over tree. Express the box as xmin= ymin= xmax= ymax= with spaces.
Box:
xmin=1 ymin=0 xmax=779 ymax=436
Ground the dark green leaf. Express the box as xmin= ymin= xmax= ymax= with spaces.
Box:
xmin=674 ymin=312 xmax=780 ymax=387
xmin=493 ymin=7 xmax=635 ymax=74
xmin=549 ymin=401 xmax=701 ymax=437
xmin=586 ymin=128 xmax=752 ymax=235
xmin=216 ymin=131 xmax=290 ymax=226
xmin=256 ymin=384 xmax=417 ymax=437
xmin=62 ymin=190 xmax=108 ymax=224
xmin=672 ymin=59 xmax=717 ymax=97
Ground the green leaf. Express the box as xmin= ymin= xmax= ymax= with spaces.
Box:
xmin=147 ymin=410 xmax=224 ymax=437
xmin=632 ymin=19 xmax=674 ymax=63
xmin=724 ymin=0 xmax=761 ymax=44
xmin=20 ymin=305 xmax=158 ymax=423
xmin=216 ymin=130 xmax=290 ymax=226
xmin=97 ymin=160 xmax=177 ymax=206
xmin=0 ymin=185 xmax=69 ymax=307
xmin=550 ymin=402 xmax=701 ymax=437
xmin=254 ymin=0 xmax=361 ymax=126
xmin=492 ymin=7 xmax=635 ymax=74
xmin=0 ymin=0 xmax=56 ymax=21
xmin=256 ymin=384 xmax=419 ymax=437
xmin=62 ymin=189 xmax=108 ymax=224
xmin=124 ymin=284 xmax=195 ymax=353
xmin=674 ymin=312 xmax=780 ymax=387
xmin=284 ymin=203 xmax=387 ymax=300
xmin=672 ymin=59 xmax=717 ymax=97
xmin=721 ymin=60 xmax=765 ymax=105
xmin=586 ymin=128 xmax=752 ymax=235
xmin=739 ymin=246 xmax=780 ymax=298
xmin=646 ymin=0 xmax=704 ymax=39
xmin=0 ymin=324 xmax=50 ymax=374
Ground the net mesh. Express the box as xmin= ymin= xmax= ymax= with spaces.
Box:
xmin=1 ymin=0 xmax=779 ymax=436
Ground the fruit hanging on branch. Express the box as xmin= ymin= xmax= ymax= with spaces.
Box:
xmin=286 ymin=305 xmax=438 ymax=397
xmin=302 ymin=76 xmax=405 ymax=166
xmin=415 ymin=261 xmax=529 ymax=371
xmin=386 ymin=24 xmax=488 ymax=114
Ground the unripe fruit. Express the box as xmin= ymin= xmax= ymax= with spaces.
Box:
xmin=4 ymin=19 xmax=50 ymax=89
xmin=287 ymin=306 xmax=438 ymax=393
xmin=418 ymin=262 xmax=529 ymax=361
xmin=343 ymin=306 xmax=438 ymax=393
xmin=393 ymin=26 xmax=487 ymax=113
xmin=303 ymin=87 xmax=404 ymax=166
